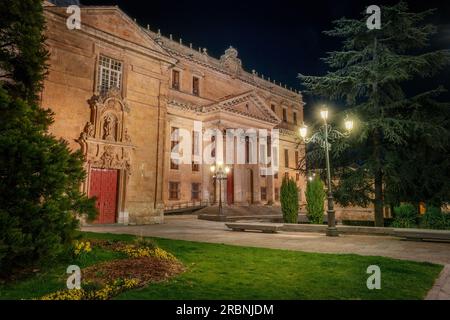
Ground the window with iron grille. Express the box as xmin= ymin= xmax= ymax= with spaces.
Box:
xmin=172 ymin=70 xmax=180 ymax=90
xmin=170 ymin=127 xmax=179 ymax=170
xmin=260 ymin=187 xmax=267 ymax=201
xmin=97 ymin=55 xmax=123 ymax=93
xmin=193 ymin=77 xmax=200 ymax=96
xmin=191 ymin=183 xmax=201 ymax=200
xmin=169 ymin=182 xmax=180 ymax=200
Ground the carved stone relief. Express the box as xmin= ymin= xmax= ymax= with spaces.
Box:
xmin=78 ymin=87 xmax=134 ymax=176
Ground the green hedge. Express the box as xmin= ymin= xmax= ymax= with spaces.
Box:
xmin=280 ymin=177 xmax=299 ymax=223
xmin=305 ymin=177 xmax=326 ymax=224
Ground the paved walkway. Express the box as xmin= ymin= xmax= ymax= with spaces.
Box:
xmin=82 ymin=215 xmax=450 ymax=299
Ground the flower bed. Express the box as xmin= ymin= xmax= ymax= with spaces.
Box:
xmin=36 ymin=238 xmax=184 ymax=300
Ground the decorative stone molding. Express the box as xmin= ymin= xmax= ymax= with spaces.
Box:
xmin=78 ymin=87 xmax=135 ymax=176
xmin=220 ymin=46 xmax=242 ymax=78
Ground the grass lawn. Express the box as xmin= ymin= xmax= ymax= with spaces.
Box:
xmin=0 ymin=232 xmax=442 ymax=300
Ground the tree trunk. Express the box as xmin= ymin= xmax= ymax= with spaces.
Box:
xmin=373 ymin=129 xmax=384 ymax=227
xmin=372 ymin=36 xmax=384 ymax=227
xmin=374 ymin=168 xmax=384 ymax=227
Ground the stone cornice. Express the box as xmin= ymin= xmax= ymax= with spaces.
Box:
xmin=143 ymin=29 xmax=304 ymax=106
xmin=168 ymin=90 xmax=281 ymax=126
xmin=44 ymin=7 xmax=177 ymax=66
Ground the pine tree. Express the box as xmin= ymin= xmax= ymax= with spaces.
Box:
xmin=0 ymin=0 xmax=49 ymax=102
xmin=0 ymin=0 xmax=96 ymax=277
xmin=299 ymin=2 xmax=450 ymax=226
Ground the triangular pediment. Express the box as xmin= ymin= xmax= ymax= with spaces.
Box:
xmin=203 ymin=91 xmax=281 ymax=125
xmin=46 ymin=6 xmax=168 ymax=56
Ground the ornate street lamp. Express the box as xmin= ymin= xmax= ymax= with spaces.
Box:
xmin=299 ymin=107 xmax=353 ymax=237
xmin=210 ymin=161 xmax=230 ymax=218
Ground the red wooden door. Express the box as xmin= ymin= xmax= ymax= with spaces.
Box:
xmin=227 ymin=168 xmax=234 ymax=205
xmin=89 ymin=168 xmax=118 ymax=224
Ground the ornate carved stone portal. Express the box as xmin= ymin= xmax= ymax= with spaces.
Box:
xmin=78 ymin=87 xmax=134 ymax=176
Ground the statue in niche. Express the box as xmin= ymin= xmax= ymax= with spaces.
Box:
xmin=103 ymin=114 xmax=116 ymax=141
xmin=84 ymin=122 xmax=94 ymax=137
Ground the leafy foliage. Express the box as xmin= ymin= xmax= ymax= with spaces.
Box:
xmin=420 ymin=207 xmax=450 ymax=230
xmin=0 ymin=1 xmax=96 ymax=277
xmin=299 ymin=2 xmax=450 ymax=226
xmin=280 ymin=177 xmax=299 ymax=223
xmin=305 ymin=177 xmax=326 ymax=224
xmin=391 ymin=204 xmax=417 ymax=228
xmin=0 ymin=0 xmax=49 ymax=102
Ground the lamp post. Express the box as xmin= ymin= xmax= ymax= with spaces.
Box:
xmin=210 ymin=161 xmax=230 ymax=218
xmin=299 ymin=107 xmax=353 ymax=237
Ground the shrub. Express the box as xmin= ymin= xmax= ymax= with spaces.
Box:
xmin=305 ymin=177 xmax=326 ymax=224
xmin=39 ymin=278 xmax=140 ymax=300
xmin=0 ymin=89 xmax=97 ymax=277
xmin=280 ymin=177 xmax=299 ymax=223
xmin=391 ymin=204 xmax=417 ymax=228
xmin=0 ymin=2 xmax=96 ymax=277
xmin=420 ymin=207 xmax=450 ymax=230
xmin=133 ymin=237 xmax=157 ymax=250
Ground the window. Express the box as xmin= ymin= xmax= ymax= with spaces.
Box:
xmin=275 ymin=188 xmax=279 ymax=201
xmin=282 ymin=108 xmax=287 ymax=122
xmin=169 ymin=182 xmax=180 ymax=200
xmin=284 ymin=149 xmax=289 ymax=168
xmin=172 ymin=70 xmax=180 ymax=90
xmin=97 ymin=55 xmax=122 ymax=93
xmin=245 ymin=136 xmax=250 ymax=164
xmin=191 ymin=183 xmax=201 ymax=200
xmin=170 ymin=127 xmax=179 ymax=170
xmin=193 ymin=76 xmax=200 ymax=96
xmin=211 ymin=135 xmax=216 ymax=158
xmin=261 ymin=187 xmax=267 ymax=201
xmin=271 ymin=104 xmax=276 ymax=113
xmin=284 ymin=172 xmax=289 ymax=181
xmin=192 ymin=162 xmax=200 ymax=172
xmin=293 ymin=112 xmax=298 ymax=125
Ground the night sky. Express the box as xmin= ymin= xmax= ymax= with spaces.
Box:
xmin=77 ymin=0 xmax=450 ymax=119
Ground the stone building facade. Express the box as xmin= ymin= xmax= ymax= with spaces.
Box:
xmin=41 ymin=3 xmax=306 ymax=224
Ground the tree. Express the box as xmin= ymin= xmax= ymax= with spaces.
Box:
xmin=280 ymin=177 xmax=299 ymax=223
xmin=0 ymin=0 xmax=96 ymax=277
xmin=299 ymin=2 xmax=450 ymax=226
xmin=305 ymin=177 xmax=326 ymax=224
xmin=0 ymin=0 xmax=49 ymax=102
